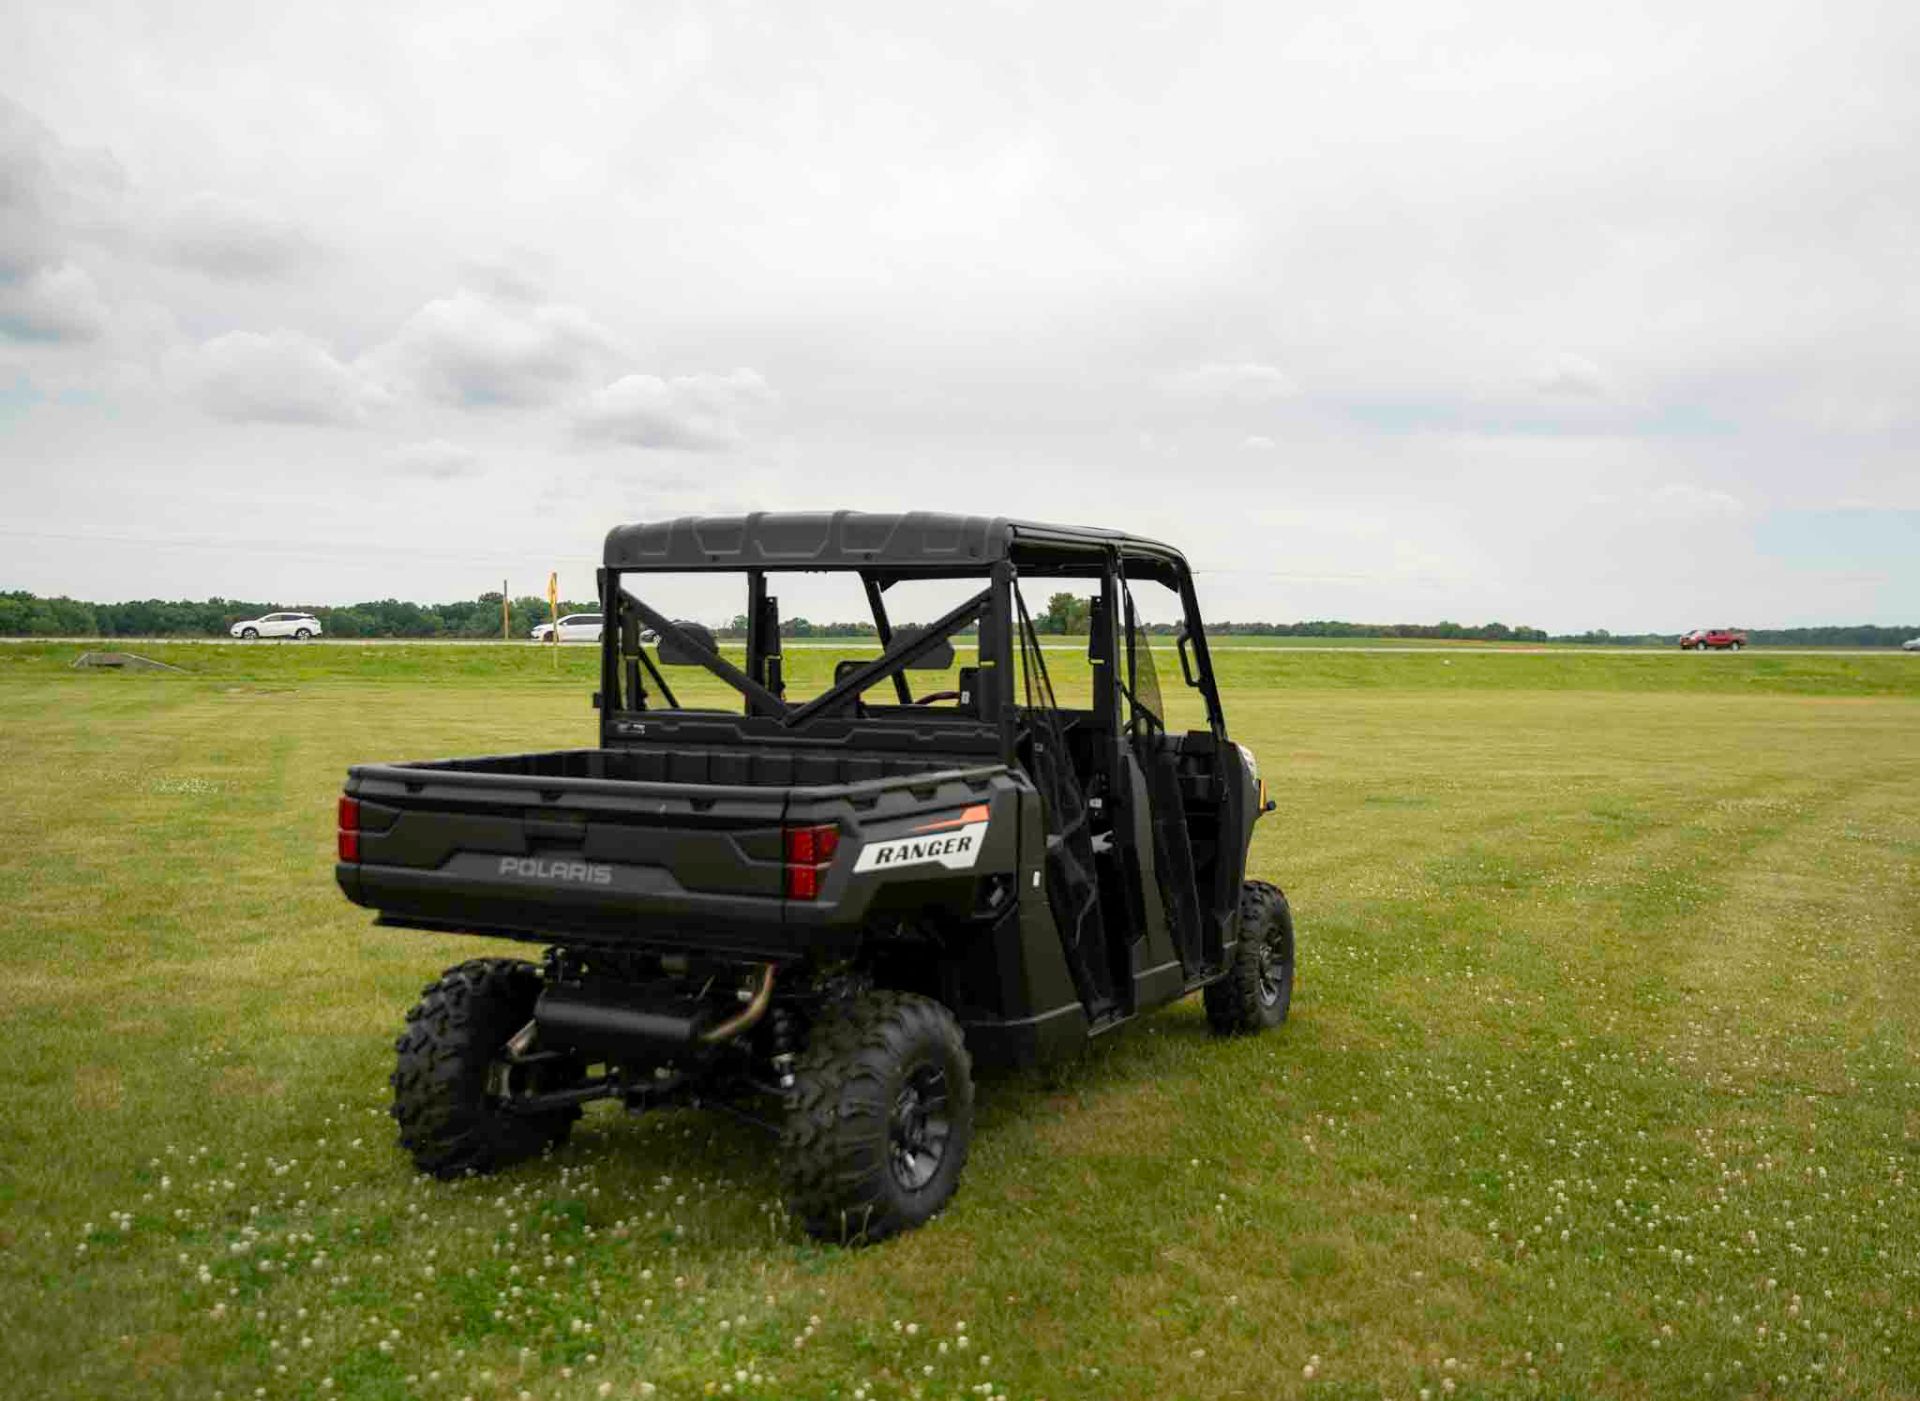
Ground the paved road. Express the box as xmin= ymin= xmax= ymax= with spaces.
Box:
xmin=7 ymin=637 xmax=1908 ymax=657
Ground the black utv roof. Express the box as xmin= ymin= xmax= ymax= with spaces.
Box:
xmin=604 ymin=511 xmax=1190 ymax=583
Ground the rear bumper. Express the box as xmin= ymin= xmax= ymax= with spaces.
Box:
xmin=337 ymin=862 xmax=836 ymax=960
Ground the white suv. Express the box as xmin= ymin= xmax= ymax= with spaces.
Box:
xmin=531 ymin=613 xmax=603 ymax=643
xmin=230 ymin=612 xmax=323 ymax=640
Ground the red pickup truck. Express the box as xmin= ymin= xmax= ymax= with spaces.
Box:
xmin=1681 ymin=628 xmax=1748 ymax=651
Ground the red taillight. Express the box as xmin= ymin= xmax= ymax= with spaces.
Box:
xmin=337 ymin=795 xmax=361 ymax=862
xmin=783 ymin=823 xmax=839 ymax=899
xmin=784 ymin=823 xmax=839 ymax=866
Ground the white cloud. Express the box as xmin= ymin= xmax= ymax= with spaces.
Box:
xmin=0 ymin=94 xmax=122 ymax=281
xmin=1528 ymin=352 xmax=1611 ymax=399
xmin=384 ymin=438 xmax=480 ymax=478
xmin=162 ymin=193 xmax=319 ymax=280
xmin=169 ymin=328 xmax=387 ymax=424
xmin=1162 ymin=362 xmax=1297 ymax=403
xmin=368 ymin=287 xmax=621 ymax=407
xmin=0 ymin=261 xmax=108 ymax=341
xmin=574 ymin=369 xmax=772 ymax=451
xmin=457 ymin=251 xmax=555 ymax=305
xmin=1646 ymin=482 xmax=1744 ymax=518
xmin=0 ymin=103 xmax=60 ymax=281
xmin=0 ymin=97 xmax=122 ymax=343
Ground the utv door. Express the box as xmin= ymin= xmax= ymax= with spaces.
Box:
xmin=1011 ymin=589 xmax=1121 ymax=1020
xmin=1116 ymin=564 xmax=1244 ymax=977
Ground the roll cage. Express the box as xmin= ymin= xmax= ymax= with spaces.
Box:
xmin=594 ymin=513 xmax=1251 ymax=1021
xmin=594 ymin=511 xmax=1229 ymax=760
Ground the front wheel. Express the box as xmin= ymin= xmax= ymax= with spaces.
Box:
xmin=781 ymin=991 xmax=974 ymax=1244
xmin=1730 ymin=641 xmax=1742 ymax=651
xmin=390 ymin=958 xmax=578 ymax=1178
xmin=1204 ymin=881 xmax=1295 ymax=1035
xmin=240 ymin=627 xmax=258 ymax=640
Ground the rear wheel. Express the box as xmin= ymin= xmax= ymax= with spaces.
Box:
xmin=294 ymin=627 xmax=312 ymax=640
xmin=390 ymin=958 xmax=578 ymax=1178
xmin=1204 ymin=881 xmax=1295 ymax=1035
xmin=780 ymin=991 xmax=974 ymax=1244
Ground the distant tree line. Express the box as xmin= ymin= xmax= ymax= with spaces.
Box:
xmin=1552 ymin=625 xmax=1919 ymax=648
xmin=1028 ymin=593 xmax=1553 ymax=641
xmin=0 ymin=590 xmax=1912 ymax=646
xmin=1185 ymin=617 xmax=1554 ymax=642
xmin=0 ymin=590 xmax=595 ymax=639
xmin=719 ymin=616 xmax=888 ymax=639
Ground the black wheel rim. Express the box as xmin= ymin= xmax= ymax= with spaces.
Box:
xmin=1257 ymin=934 xmax=1291 ymax=1007
xmin=888 ymin=1061 xmax=951 ymax=1192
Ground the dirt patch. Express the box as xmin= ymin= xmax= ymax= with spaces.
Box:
xmin=213 ymin=1065 xmax=282 ymax=1099
xmin=73 ymin=1064 xmax=123 ymax=1112
xmin=1034 ymin=1084 xmax=1174 ymax=1156
xmin=132 ymin=1332 xmax=183 ymax=1378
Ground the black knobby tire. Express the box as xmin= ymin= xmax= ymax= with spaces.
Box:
xmin=780 ymin=991 xmax=975 ymax=1244
xmin=390 ymin=958 xmax=577 ymax=1178
xmin=1203 ymin=880 xmax=1295 ymax=1035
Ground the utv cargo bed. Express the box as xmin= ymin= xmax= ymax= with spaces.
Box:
xmin=338 ymin=747 xmax=1024 ymax=960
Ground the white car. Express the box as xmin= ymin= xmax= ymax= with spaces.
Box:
xmin=531 ymin=612 xmax=604 ymax=643
xmin=1904 ymin=637 xmax=1920 ymax=652
xmin=230 ymin=612 xmax=322 ymax=640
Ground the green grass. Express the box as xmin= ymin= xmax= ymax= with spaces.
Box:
xmin=6 ymin=638 xmax=1917 ymax=697
xmin=1 ymin=648 xmax=1916 ymax=1399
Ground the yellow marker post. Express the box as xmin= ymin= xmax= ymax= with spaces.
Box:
xmin=548 ymin=572 xmax=560 ymax=668
xmin=501 ymin=579 xmax=510 ymax=642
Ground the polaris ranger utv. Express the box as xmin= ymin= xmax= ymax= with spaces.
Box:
xmin=336 ymin=512 xmax=1293 ymax=1242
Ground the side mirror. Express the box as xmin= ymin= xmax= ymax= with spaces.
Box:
xmin=1176 ymin=627 xmax=1200 ymax=688
xmin=657 ymin=621 xmax=718 ymax=665
xmin=890 ymin=625 xmax=956 ymax=671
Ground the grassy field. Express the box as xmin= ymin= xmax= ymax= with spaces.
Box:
xmin=1 ymin=643 xmax=1916 ymax=1400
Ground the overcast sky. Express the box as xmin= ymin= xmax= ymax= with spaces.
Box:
xmin=2 ymin=0 xmax=1915 ymax=630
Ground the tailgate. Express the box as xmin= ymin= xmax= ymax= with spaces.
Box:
xmin=336 ymin=758 xmax=1018 ymax=957
xmin=338 ymin=762 xmax=789 ymax=951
